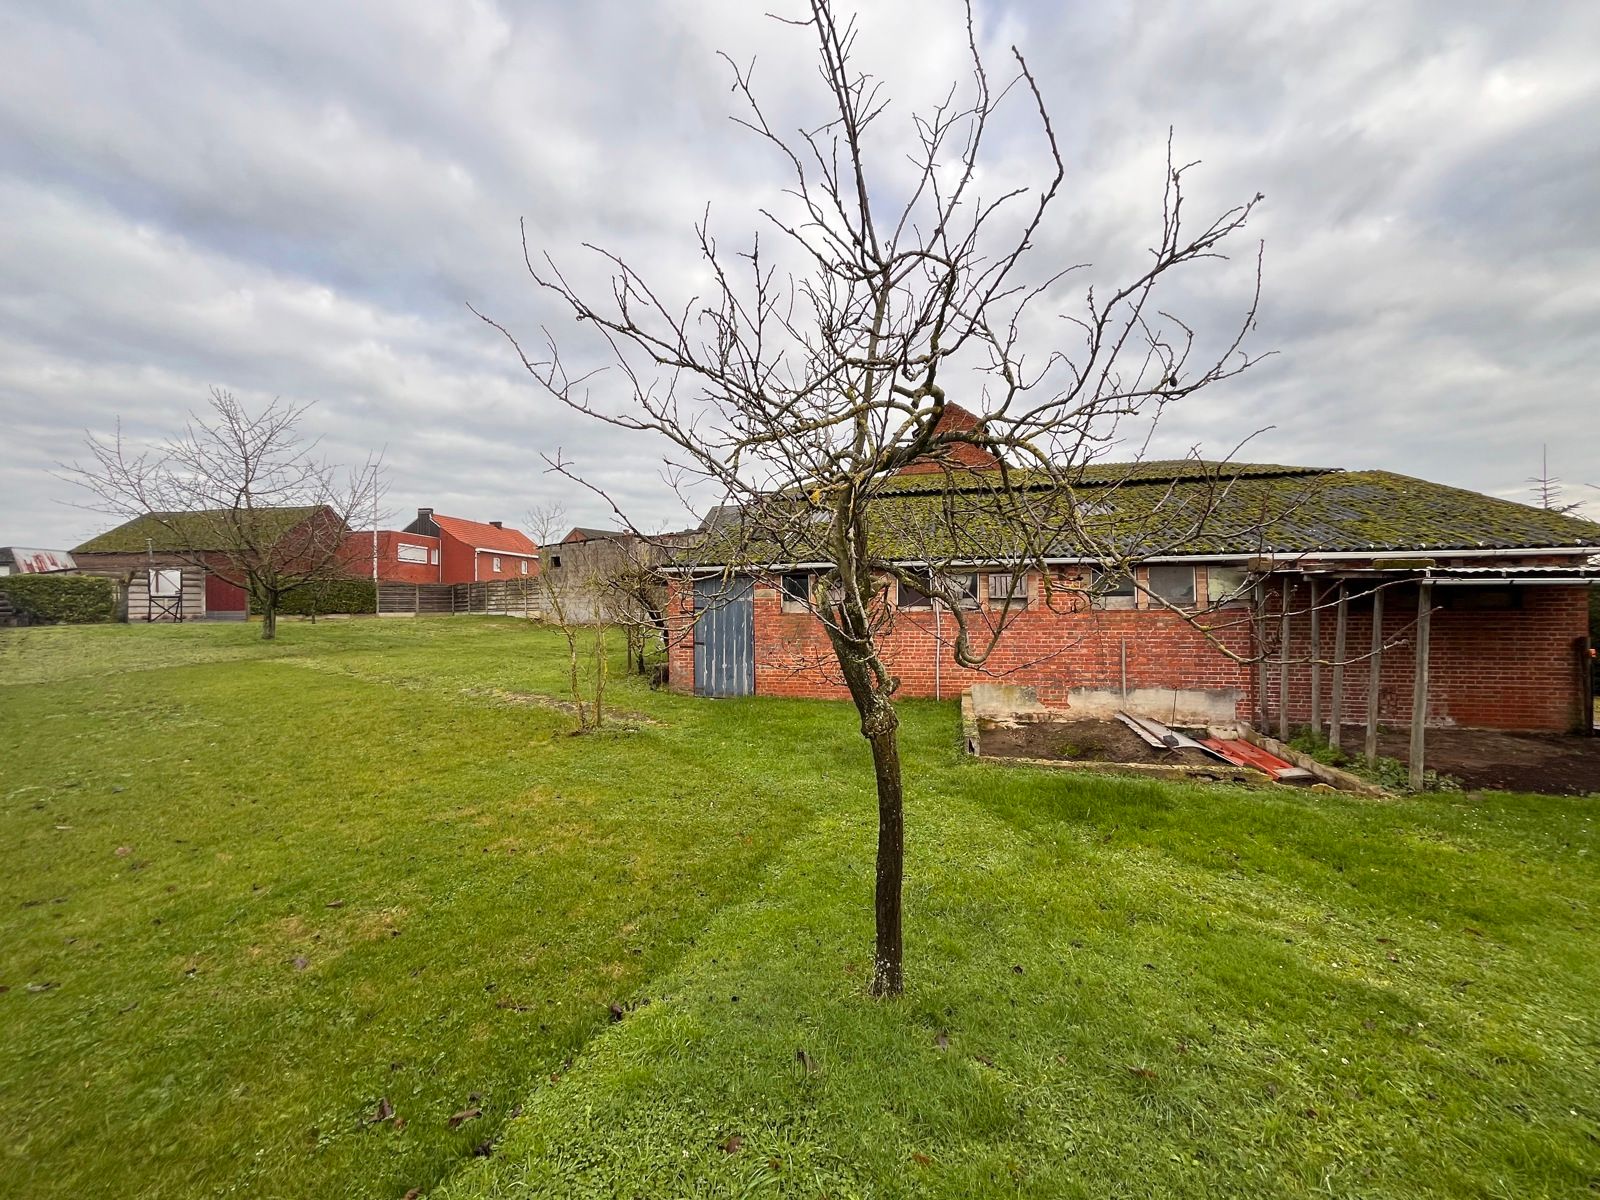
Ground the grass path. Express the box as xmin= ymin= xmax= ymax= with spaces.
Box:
xmin=2 ymin=619 xmax=1597 ymax=1198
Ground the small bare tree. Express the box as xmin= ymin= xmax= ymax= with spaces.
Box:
xmin=68 ymin=389 xmax=382 ymax=640
xmin=479 ymin=1 xmax=1265 ymax=995
xmin=527 ymin=504 xmax=613 ymax=731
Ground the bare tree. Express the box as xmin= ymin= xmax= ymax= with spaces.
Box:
xmin=68 ymin=388 xmax=383 ymax=640
xmin=478 ymin=1 xmax=1265 ymax=995
xmin=527 ymin=504 xmax=613 ymax=731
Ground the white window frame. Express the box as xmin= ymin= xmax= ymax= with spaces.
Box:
xmin=492 ymin=556 xmax=501 ymax=572
xmin=396 ymin=541 xmax=429 ymax=564
xmin=149 ymin=568 xmax=182 ymax=597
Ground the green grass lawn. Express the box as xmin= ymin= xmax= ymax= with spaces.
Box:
xmin=2 ymin=619 xmax=1597 ymax=1198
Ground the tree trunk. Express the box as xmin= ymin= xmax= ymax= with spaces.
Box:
xmin=865 ymin=713 xmax=905 ymax=997
xmin=261 ymin=596 xmax=278 ymax=641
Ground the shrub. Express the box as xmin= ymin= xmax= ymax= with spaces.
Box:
xmin=276 ymin=578 xmax=376 ymax=616
xmin=0 ymin=574 xmax=118 ymax=624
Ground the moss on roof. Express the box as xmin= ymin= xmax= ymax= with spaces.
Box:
xmin=74 ymin=507 xmax=327 ymax=554
xmin=687 ymin=466 xmax=1600 ymax=566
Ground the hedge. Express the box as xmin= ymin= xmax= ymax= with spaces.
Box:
xmin=0 ymin=574 xmax=118 ymax=624
xmin=275 ymin=578 xmax=377 ymax=616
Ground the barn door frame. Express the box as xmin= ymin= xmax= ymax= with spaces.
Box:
xmin=693 ymin=576 xmax=755 ymax=697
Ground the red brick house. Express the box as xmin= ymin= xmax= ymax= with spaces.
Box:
xmin=400 ymin=508 xmax=538 ymax=583
xmin=665 ymin=459 xmax=1600 ymax=733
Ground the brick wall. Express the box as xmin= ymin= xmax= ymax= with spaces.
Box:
xmin=1263 ymin=580 xmax=1589 ymax=732
xmin=667 ymin=571 xmax=1591 ymax=732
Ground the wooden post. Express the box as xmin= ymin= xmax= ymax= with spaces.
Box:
xmin=1309 ymin=582 xmax=1323 ymax=735
xmin=1408 ymin=582 xmax=1433 ymax=790
xmin=1365 ymin=587 xmax=1384 ymax=765
xmin=1255 ymin=581 xmax=1269 ymax=727
xmin=1278 ymin=576 xmax=1291 ymax=740
xmin=1328 ymin=582 xmax=1348 ymax=750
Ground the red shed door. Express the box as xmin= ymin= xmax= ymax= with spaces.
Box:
xmin=204 ymin=574 xmax=248 ymax=619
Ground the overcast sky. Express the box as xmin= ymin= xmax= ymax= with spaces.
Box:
xmin=3 ymin=0 xmax=1598 ymax=549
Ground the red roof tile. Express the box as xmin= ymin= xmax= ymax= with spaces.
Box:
xmin=431 ymin=515 xmax=539 ymax=555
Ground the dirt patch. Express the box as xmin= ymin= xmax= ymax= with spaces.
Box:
xmin=1338 ymin=725 xmax=1600 ymax=796
xmin=979 ymin=718 xmax=1218 ymax=769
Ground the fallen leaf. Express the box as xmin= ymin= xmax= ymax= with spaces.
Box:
xmin=1463 ymin=927 xmax=1484 ymax=938
xmin=402 ymin=1190 xmax=421 ymax=1199
xmin=392 ymin=1117 xmax=407 ymax=1131
xmin=471 ymin=1139 xmax=495 ymax=1158
xmin=1128 ymin=1066 xmax=1157 ymax=1080
xmin=447 ymin=1107 xmax=482 ymax=1129
xmin=973 ymin=1053 xmax=996 ymax=1069
xmin=720 ymin=1133 xmax=743 ymax=1155
xmin=326 ymin=900 xmax=345 ymax=909
xmin=26 ymin=981 xmax=59 ymax=993
xmin=912 ymin=1152 xmax=932 ymax=1166
xmin=114 ymin=846 xmax=131 ymax=857
xmin=608 ymin=1002 xmax=625 ymax=1023
xmin=795 ymin=1048 xmax=819 ymax=1074
xmin=933 ymin=1031 xmax=950 ymax=1051
xmin=291 ymin=955 xmax=309 ymax=971
xmin=368 ymin=1097 xmax=393 ymax=1124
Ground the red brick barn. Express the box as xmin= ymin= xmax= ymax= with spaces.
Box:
xmin=665 ymin=463 xmax=1600 ymax=734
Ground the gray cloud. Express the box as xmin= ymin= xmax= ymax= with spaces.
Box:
xmin=3 ymin=0 xmax=1598 ymax=550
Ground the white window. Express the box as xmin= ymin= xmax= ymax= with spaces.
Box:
xmin=492 ymin=556 xmax=501 ymax=572
xmin=149 ymin=569 xmax=182 ymax=596
xmin=1206 ymin=565 xmax=1250 ymax=607
xmin=987 ymin=572 xmax=1029 ymax=609
xmin=520 ymin=560 xmax=529 ymax=575
xmin=396 ymin=542 xmax=429 ymax=564
xmin=430 ymin=548 xmax=439 ymax=564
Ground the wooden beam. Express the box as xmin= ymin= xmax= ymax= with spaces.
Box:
xmin=1408 ymin=582 xmax=1433 ymax=790
xmin=1329 ymin=582 xmax=1348 ymax=750
xmin=1255 ymin=581 xmax=1269 ymax=728
xmin=1278 ymin=576 xmax=1291 ymax=740
xmin=1365 ymin=586 xmax=1384 ymax=765
xmin=1309 ymin=582 xmax=1323 ymax=735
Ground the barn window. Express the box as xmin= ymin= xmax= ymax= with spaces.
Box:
xmin=1206 ymin=565 xmax=1250 ymax=607
xmin=1089 ymin=568 xmax=1137 ymax=609
xmin=987 ymin=571 xmax=1029 ymax=609
xmin=1146 ymin=564 xmax=1196 ymax=608
xmin=397 ymin=542 xmax=429 ymax=564
xmin=551 ymin=554 xmax=562 ymax=569
xmin=521 ymin=560 xmax=529 ymax=575
xmin=780 ymin=571 xmax=811 ymax=612
xmin=899 ymin=570 xmax=978 ymax=609
xmin=149 ymin=569 xmax=182 ymax=596
xmin=492 ymin=556 xmax=501 ymax=572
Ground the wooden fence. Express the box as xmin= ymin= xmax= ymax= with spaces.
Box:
xmin=378 ymin=580 xmax=541 ymax=618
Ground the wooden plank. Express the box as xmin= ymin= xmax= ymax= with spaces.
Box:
xmin=1309 ymin=582 xmax=1323 ymax=734
xmin=1255 ymin=582 xmax=1269 ymax=727
xmin=1329 ymin=582 xmax=1348 ymax=750
xmin=1278 ymin=576 xmax=1291 ymax=740
xmin=1365 ymin=586 xmax=1384 ymax=765
xmin=1408 ymin=582 xmax=1433 ymax=790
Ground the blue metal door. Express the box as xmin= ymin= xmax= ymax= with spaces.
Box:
xmin=693 ymin=576 xmax=754 ymax=697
